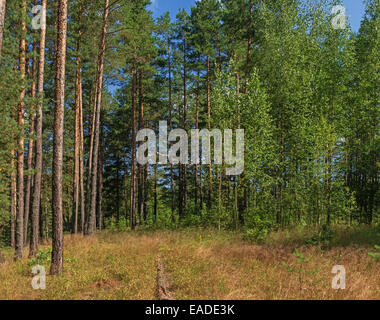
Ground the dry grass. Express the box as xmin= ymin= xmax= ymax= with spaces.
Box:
xmin=0 ymin=227 xmax=379 ymax=300
xmin=0 ymin=232 xmax=161 ymax=300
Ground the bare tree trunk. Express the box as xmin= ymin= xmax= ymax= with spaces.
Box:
xmin=97 ymin=114 xmax=104 ymax=231
xmin=24 ymin=38 xmax=37 ymax=247
xmin=85 ymin=72 xmax=98 ymax=230
xmin=199 ymin=166 xmax=203 ymax=211
xmin=84 ymin=65 xmax=99 ymax=231
xmin=10 ymin=62 xmax=17 ymax=249
xmin=178 ymin=34 xmax=187 ymax=219
xmin=207 ymin=55 xmax=212 ymax=209
xmin=79 ymin=83 xmax=85 ymax=233
xmin=234 ymin=67 xmax=240 ymax=230
xmin=72 ymin=2 xmax=82 ymax=234
xmin=116 ymin=165 xmax=120 ymax=222
xmin=195 ymin=58 xmax=200 ymax=209
xmin=168 ymin=37 xmax=175 ymax=219
xmin=143 ymin=152 xmax=148 ymax=222
xmin=234 ymin=177 xmax=238 ymax=230
xmin=85 ymin=0 xmax=109 ymax=236
xmin=182 ymin=37 xmax=187 ymax=212
xmin=123 ymin=166 xmax=128 ymax=221
xmin=30 ymin=0 xmax=46 ymax=257
xmin=218 ymin=167 xmax=222 ymax=230
xmin=10 ymin=150 xmax=16 ymax=248
xmin=39 ymin=170 xmax=45 ymax=243
xmin=154 ymin=164 xmax=158 ymax=223
xmin=44 ymin=205 xmax=48 ymax=243
xmin=51 ymin=0 xmax=68 ymax=275
xmin=130 ymin=58 xmax=137 ymax=230
xmin=0 ymin=0 xmax=6 ymax=56
xmin=15 ymin=0 xmax=27 ymax=260
xmin=137 ymin=69 xmax=144 ymax=224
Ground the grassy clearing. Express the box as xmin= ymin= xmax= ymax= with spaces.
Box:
xmin=0 ymin=226 xmax=379 ymax=300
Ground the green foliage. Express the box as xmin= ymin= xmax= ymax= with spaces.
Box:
xmin=65 ymin=257 xmax=78 ymax=263
xmin=29 ymin=248 xmax=52 ymax=266
xmin=96 ymin=0 xmax=379 ymax=235
xmin=105 ymin=216 xmax=130 ymax=232
xmin=281 ymin=248 xmax=322 ymax=292
xmin=243 ymin=212 xmax=275 ymax=243
xmin=305 ymin=225 xmax=335 ymax=246
xmin=368 ymin=243 xmax=380 ymax=262
xmin=243 ymin=228 xmax=268 ymax=243
xmin=179 ymin=213 xmax=203 ymax=229
xmin=0 ymin=0 xmax=378 ymax=248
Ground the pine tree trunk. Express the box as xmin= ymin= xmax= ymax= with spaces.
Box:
xmin=10 ymin=150 xmax=16 ymax=248
xmin=207 ymin=55 xmax=212 ymax=209
xmin=38 ymin=173 xmax=44 ymax=243
xmin=154 ymin=163 xmax=158 ymax=223
xmin=195 ymin=59 xmax=200 ymax=209
xmin=183 ymin=37 xmax=187 ymax=211
xmin=86 ymin=0 xmax=109 ymax=236
xmin=178 ymin=35 xmax=187 ymax=219
xmin=85 ymin=75 xmax=98 ymax=230
xmin=38 ymin=166 xmax=45 ymax=244
xmin=97 ymin=114 xmax=104 ymax=231
xmin=123 ymin=166 xmax=128 ymax=221
xmin=24 ymin=39 xmax=37 ymax=247
xmin=79 ymin=82 xmax=85 ymax=233
xmin=116 ymin=166 xmax=120 ymax=222
xmin=0 ymin=0 xmax=6 ymax=56
xmin=218 ymin=167 xmax=222 ymax=230
xmin=143 ymin=150 xmax=148 ymax=222
xmin=15 ymin=0 xmax=27 ymax=260
xmin=168 ymin=37 xmax=175 ymax=218
xmin=278 ymin=130 xmax=285 ymax=226
xmin=234 ymin=177 xmax=238 ymax=230
xmin=137 ymin=70 xmax=144 ymax=224
xmin=130 ymin=58 xmax=137 ymax=230
xmin=234 ymin=68 xmax=240 ymax=229
xmin=50 ymin=0 xmax=68 ymax=275
xmin=72 ymin=2 xmax=82 ymax=234
xmin=10 ymin=62 xmax=18 ymax=249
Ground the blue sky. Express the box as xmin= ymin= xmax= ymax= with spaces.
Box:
xmin=149 ymin=0 xmax=367 ymax=32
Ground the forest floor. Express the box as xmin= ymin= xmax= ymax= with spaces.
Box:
xmin=0 ymin=226 xmax=379 ymax=300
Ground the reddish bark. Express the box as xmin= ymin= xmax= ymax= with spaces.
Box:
xmin=50 ymin=0 xmax=68 ymax=275
xmin=29 ymin=0 xmax=47 ymax=257
xmin=15 ymin=0 xmax=27 ymax=260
